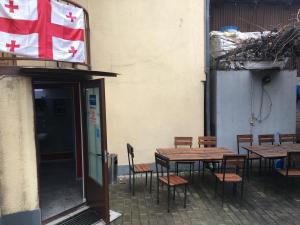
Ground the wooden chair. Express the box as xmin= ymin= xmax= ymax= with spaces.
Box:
xmin=198 ymin=136 xmax=216 ymax=148
xmin=127 ymin=143 xmax=153 ymax=195
xmin=237 ymin=134 xmax=260 ymax=171
xmin=214 ymin=154 xmax=247 ymax=204
xmin=277 ymin=151 xmax=300 ymax=177
xmin=174 ymin=137 xmax=194 ymax=181
xmin=198 ymin=136 xmax=217 ymax=176
xmin=258 ymin=134 xmax=275 ymax=172
xmin=279 ymin=134 xmax=296 ymax=144
xmin=258 ymin=134 xmax=274 ymax=145
xmin=277 ymin=151 xmax=300 ymax=189
xmin=155 ymin=153 xmax=188 ymax=212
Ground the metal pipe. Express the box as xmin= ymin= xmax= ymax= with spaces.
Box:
xmin=205 ymin=0 xmax=211 ymax=135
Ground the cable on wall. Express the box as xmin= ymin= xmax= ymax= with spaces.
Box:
xmin=249 ymin=74 xmax=273 ymax=128
xmin=257 ymin=75 xmax=273 ymax=123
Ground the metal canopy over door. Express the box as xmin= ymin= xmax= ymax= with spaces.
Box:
xmin=83 ymin=79 xmax=109 ymax=223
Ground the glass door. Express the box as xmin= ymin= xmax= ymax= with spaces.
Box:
xmin=83 ymin=79 xmax=109 ymax=223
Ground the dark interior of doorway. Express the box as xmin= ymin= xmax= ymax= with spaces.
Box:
xmin=34 ymin=87 xmax=84 ymax=221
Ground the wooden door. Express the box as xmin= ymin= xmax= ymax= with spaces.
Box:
xmin=83 ymin=79 xmax=109 ymax=223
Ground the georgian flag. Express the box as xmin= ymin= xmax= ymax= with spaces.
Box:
xmin=0 ymin=0 xmax=85 ymax=63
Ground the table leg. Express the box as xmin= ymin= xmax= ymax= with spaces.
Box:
xmin=264 ymin=158 xmax=267 ymax=175
xmin=247 ymin=150 xmax=250 ymax=179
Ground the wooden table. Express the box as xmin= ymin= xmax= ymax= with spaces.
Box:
xmin=243 ymin=144 xmax=300 ymax=159
xmin=156 ymin=147 xmax=234 ymax=162
xmin=243 ymin=144 xmax=300 ymax=176
xmin=156 ymin=148 xmax=235 ymax=179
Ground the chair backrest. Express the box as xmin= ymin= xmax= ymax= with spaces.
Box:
xmin=155 ymin=153 xmax=170 ymax=184
xmin=258 ymin=134 xmax=274 ymax=145
xmin=222 ymin=154 xmax=247 ymax=180
xmin=198 ymin=136 xmax=216 ymax=147
xmin=237 ymin=134 xmax=253 ymax=154
xmin=279 ymin=134 xmax=296 ymax=144
xmin=127 ymin=143 xmax=135 ymax=170
xmin=174 ymin=137 xmax=192 ymax=148
xmin=286 ymin=151 xmax=300 ymax=175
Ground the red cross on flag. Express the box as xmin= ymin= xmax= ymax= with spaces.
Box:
xmin=0 ymin=0 xmax=85 ymax=63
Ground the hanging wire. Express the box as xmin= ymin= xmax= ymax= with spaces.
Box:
xmin=257 ymin=82 xmax=272 ymax=123
xmin=261 ymin=85 xmax=273 ymax=122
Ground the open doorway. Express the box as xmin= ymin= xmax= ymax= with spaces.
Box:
xmin=33 ymin=79 xmax=110 ymax=224
xmin=34 ymin=84 xmax=84 ymax=221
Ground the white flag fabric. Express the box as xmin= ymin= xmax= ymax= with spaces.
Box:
xmin=53 ymin=37 xmax=85 ymax=63
xmin=51 ymin=0 xmax=84 ymax=29
xmin=0 ymin=0 xmax=37 ymax=20
xmin=0 ymin=0 xmax=85 ymax=63
xmin=0 ymin=31 xmax=38 ymax=57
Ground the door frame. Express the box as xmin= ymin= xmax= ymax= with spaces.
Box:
xmin=32 ymin=81 xmax=86 ymax=224
xmin=32 ymin=79 xmax=109 ymax=224
xmin=82 ymin=79 xmax=109 ymax=223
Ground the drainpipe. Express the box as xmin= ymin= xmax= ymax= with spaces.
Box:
xmin=204 ymin=0 xmax=211 ymax=135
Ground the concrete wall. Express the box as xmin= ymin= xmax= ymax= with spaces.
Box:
xmin=212 ymin=70 xmax=297 ymax=152
xmin=78 ymin=0 xmax=205 ymax=164
xmin=0 ymin=76 xmax=38 ymax=216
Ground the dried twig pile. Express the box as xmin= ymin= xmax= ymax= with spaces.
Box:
xmin=216 ymin=24 xmax=300 ymax=62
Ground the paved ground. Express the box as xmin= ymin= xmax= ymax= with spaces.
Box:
xmin=109 ymin=170 xmax=300 ymax=225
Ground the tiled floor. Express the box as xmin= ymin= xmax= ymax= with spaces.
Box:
xmin=39 ymin=160 xmax=84 ymax=220
xmin=110 ymin=170 xmax=300 ymax=225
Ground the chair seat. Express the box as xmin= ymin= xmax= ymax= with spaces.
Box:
xmin=134 ymin=164 xmax=152 ymax=173
xmin=159 ymin=175 xmax=188 ymax=186
xmin=278 ymin=169 xmax=300 ymax=176
xmin=214 ymin=173 xmax=242 ymax=182
xmin=248 ymin=153 xmax=260 ymax=160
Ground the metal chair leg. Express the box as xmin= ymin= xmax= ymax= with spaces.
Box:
xmin=176 ymin=163 xmax=179 ymax=175
xmin=192 ymin=164 xmax=194 ymax=183
xmin=233 ymin=183 xmax=237 ymax=195
xmin=132 ymin=173 xmax=135 ymax=196
xmin=184 ymin=184 xmax=187 ymax=208
xmin=259 ymin=158 xmax=262 ymax=175
xmin=189 ymin=163 xmax=192 ymax=181
xmin=149 ymin=171 xmax=152 ymax=193
xmin=157 ymin=179 xmax=159 ymax=204
xmin=264 ymin=158 xmax=267 ymax=175
xmin=145 ymin=172 xmax=148 ymax=186
xmin=241 ymin=181 xmax=244 ymax=199
xmin=173 ymin=186 xmax=176 ymax=200
xmin=167 ymin=185 xmax=170 ymax=212
xmin=215 ymin=178 xmax=218 ymax=197
xmin=129 ymin=169 xmax=131 ymax=191
xmin=222 ymin=182 xmax=225 ymax=206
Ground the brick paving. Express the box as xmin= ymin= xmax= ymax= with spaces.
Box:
xmin=110 ymin=171 xmax=300 ymax=225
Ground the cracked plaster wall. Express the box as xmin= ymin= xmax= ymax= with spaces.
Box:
xmin=0 ymin=76 xmax=38 ymax=216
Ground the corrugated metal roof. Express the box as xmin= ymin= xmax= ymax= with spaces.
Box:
xmin=211 ymin=3 xmax=300 ymax=32
xmin=212 ymin=0 xmax=300 ymax=5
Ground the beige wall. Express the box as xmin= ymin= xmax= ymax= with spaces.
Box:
xmin=81 ymin=0 xmax=206 ymax=165
xmin=0 ymin=76 xmax=38 ymax=216
xmin=0 ymin=0 xmax=204 ymax=216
